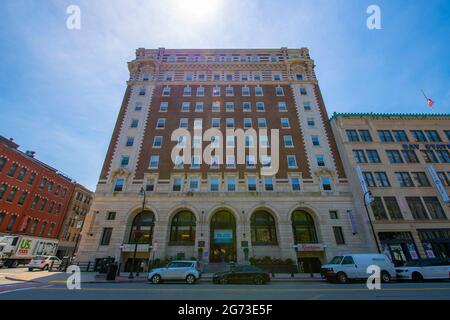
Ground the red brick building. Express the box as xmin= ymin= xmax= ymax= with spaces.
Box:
xmin=0 ymin=136 xmax=76 ymax=239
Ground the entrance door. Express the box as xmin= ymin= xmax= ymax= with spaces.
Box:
xmin=210 ymin=211 xmax=237 ymax=263
xmin=298 ymin=257 xmax=322 ymax=273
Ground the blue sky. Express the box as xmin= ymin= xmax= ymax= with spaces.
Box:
xmin=0 ymin=0 xmax=449 ymax=191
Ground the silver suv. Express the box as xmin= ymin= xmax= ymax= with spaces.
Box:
xmin=148 ymin=260 xmax=201 ymax=284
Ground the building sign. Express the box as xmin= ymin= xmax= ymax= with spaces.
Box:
xmin=407 ymin=243 xmax=419 ymax=260
xmin=354 ymin=166 xmax=373 ymax=204
xmin=426 ymin=164 xmax=450 ymax=203
xmin=294 ymin=243 xmax=326 ymax=251
xmin=347 ymin=209 xmax=358 ymax=235
xmin=121 ymin=244 xmax=151 ymax=252
xmin=423 ymin=242 xmax=436 ymax=258
xmin=213 ymin=230 xmax=233 ymax=244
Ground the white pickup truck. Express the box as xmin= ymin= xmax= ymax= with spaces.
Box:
xmin=0 ymin=235 xmax=59 ymax=268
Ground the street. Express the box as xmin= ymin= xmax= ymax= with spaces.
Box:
xmin=1 ymin=268 xmax=450 ymax=300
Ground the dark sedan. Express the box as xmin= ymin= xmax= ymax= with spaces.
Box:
xmin=213 ymin=265 xmax=271 ymax=284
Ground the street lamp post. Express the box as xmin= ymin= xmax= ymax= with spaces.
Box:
xmin=363 ymin=190 xmax=381 ymax=253
xmin=129 ymin=187 xmax=148 ymax=279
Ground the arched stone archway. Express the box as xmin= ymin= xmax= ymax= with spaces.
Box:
xmin=209 ymin=210 xmax=237 ymax=263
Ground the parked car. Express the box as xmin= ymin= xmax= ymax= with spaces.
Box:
xmin=396 ymin=258 xmax=450 ymax=282
xmin=27 ymin=256 xmax=62 ymax=271
xmin=321 ymin=253 xmax=396 ymax=284
xmin=213 ymin=265 xmax=270 ymax=284
xmin=148 ymin=260 xmax=201 ymax=284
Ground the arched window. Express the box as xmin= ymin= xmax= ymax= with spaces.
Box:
xmin=170 ymin=211 xmax=196 ymax=245
xmin=251 ymin=211 xmax=277 ymax=245
xmin=129 ymin=211 xmax=155 ymax=244
xmin=292 ymin=210 xmax=318 ymax=244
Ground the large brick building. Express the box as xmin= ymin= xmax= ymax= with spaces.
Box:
xmin=0 ymin=136 xmax=76 ymax=239
xmin=331 ymin=113 xmax=450 ymax=266
xmin=76 ymin=48 xmax=374 ymax=272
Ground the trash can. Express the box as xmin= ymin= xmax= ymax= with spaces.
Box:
xmin=106 ymin=263 xmax=118 ymax=281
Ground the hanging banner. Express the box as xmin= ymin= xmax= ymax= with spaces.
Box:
xmin=423 ymin=242 xmax=436 ymax=258
xmin=407 ymin=243 xmax=419 ymax=260
xmin=426 ymin=164 xmax=450 ymax=203
xmin=354 ymin=166 xmax=373 ymax=204
xmin=347 ymin=209 xmax=358 ymax=235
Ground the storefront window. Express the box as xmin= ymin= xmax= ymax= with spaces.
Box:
xmin=169 ymin=211 xmax=196 ymax=245
xmin=251 ymin=211 xmax=277 ymax=245
xmin=418 ymin=229 xmax=450 ymax=258
xmin=129 ymin=211 xmax=154 ymax=244
xmin=378 ymin=232 xmax=419 ymax=266
xmin=292 ymin=210 xmax=317 ymax=244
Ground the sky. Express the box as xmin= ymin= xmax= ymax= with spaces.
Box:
xmin=0 ymin=0 xmax=449 ymax=191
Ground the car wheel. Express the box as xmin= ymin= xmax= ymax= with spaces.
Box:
xmin=151 ymin=274 xmax=161 ymax=284
xmin=412 ymin=272 xmax=424 ymax=283
xmin=186 ymin=274 xmax=196 ymax=284
xmin=254 ymin=276 xmax=264 ymax=285
xmin=11 ymin=260 xmax=19 ymax=268
xmin=220 ymin=277 xmax=228 ymax=284
xmin=381 ymin=271 xmax=391 ymax=283
xmin=28 ymin=268 xmax=33 ymax=272
xmin=336 ymin=272 xmax=348 ymax=284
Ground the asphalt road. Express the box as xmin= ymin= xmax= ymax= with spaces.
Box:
xmin=1 ymin=280 xmax=450 ymax=300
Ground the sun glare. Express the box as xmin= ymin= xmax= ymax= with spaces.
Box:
xmin=172 ymin=0 xmax=222 ymax=22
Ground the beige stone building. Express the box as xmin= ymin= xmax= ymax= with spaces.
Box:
xmin=331 ymin=113 xmax=450 ymax=266
xmin=76 ymin=48 xmax=373 ymax=272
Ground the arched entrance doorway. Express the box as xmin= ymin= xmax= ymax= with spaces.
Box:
xmin=210 ymin=211 xmax=236 ymax=262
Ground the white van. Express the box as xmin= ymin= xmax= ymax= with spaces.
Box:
xmin=321 ymin=253 xmax=396 ymax=284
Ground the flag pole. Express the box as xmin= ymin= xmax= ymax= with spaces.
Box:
xmin=421 ymin=89 xmax=428 ymax=100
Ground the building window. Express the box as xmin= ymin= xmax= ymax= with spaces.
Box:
xmin=213 ymin=73 xmax=221 ymax=81
xmin=258 ymin=118 xmax=267 ymax=128
xmin=162 ymin=87 xmax=171 ymax=96
xmin=17 ymin=168 xmax=27 ymax=181
xmin=17 ymin=191 xmax=28 ymax=205
xmin=0 ymin=184 xmax=7 ymax=200
xmin=212 ymin=101 xmax=220 ymax=112
xmin=153 ymin=136 xmax=163 ymax=148
xmin=242 ymin=87 xmax=250 ymax=96
xmin=295 ymin=74 xmax=303 ymax=80
xmin=114 ymin=179 xmax=124 ymax=192
xmin=281 ymin=118 xmax=290 ymax=128
xmin=329 ymin=211 xmax=339 ymax=219
xmin=365 ymin=150 xmax=381 ymax=163
xmin=47 ymin=223 xmax=55 ymax=237
xmin=359 ymin=130 xmax=372 ymax=142
xmin=179 ymin=118 xmax=188 ymax=128
xmin=210 ymin=177 xmax=219 ymax=192
xmin=395 ymin=172 xmax=414 ymax=187
xmin=188 ymin=178 xmax=200 ymax=191
xmin=353 ymin=150 xmax=367 ymax=163
xmin=7 ymin=163 xmax=18 ymax=177
xmin=307 ymin=118 xmax=315 ymax=127
xmin=346 ymin=130 xmax=359 ymax=142
xmin=386 ymin=150 xmax=403 ymax=163
xmin=247 ymin=177 xmax=257 ymax=191
xmin=225 ymin=86 xmax=234 ymax=96
xmin=378 ymin=130 xmax=393 ymax=142
xmin=321 ymin=177 xmax=332 ymax=191
xmin=256 ymin=102 xmax=265 ymax=112
xmin=156 ymin=118 xmax=166 ymax=129
xmin=411 ymin=172 xmax=431 ymax=187
xmin=299 ymin=87 xmax=307 ymax=95
xmin=244 ymin=118 xmax=252 ymax=128
xmin=130 ymin=119 xmax=139 ymax=128
xmin=211 ymin=118 xmax=220 ymax=128
xmin=311 ymin=135 xmax=320 ymax=146
xmin=226 ymin=155 xmax=236 ymax=168
xmin=363 ymin=172 xmax=376 ymax=187
xmin=170 ymin=211 xmax=196 ymax=244
xmin=253 ymin=73 xmax=261 ymax=81
xmin=251 ymin=211 xmax=277 ymax=245
xmin=196 ymin=87 xmax=205 ymax=97
xmin=6 ymin=215 xmax=17 ymax=231
xmin=120 ymin=156 xmax=130 ymax=167
xmin=374 ymin=172 xmax=391 ymax=187
xmin=425 ymin=130 xmax=441 ymax=142
xmin=134 ymin=103 xmax=142 ymax=112
xmin=275 ymin=87 xmax=284 ymax=96
xmin=411 ymin=130 xmax=426 ymax=142
xmin=423 ymin=197 xmax=447 ymax=219
xmin=107 ymin=212 xmax=116 ymax=220
xmin=437 ymin=172 xmax=450 ymax=186
xmin=212 ymin=87 xmax=221 ymax=96
xmin=159 ymin=102 xmax=168 ymax=112
xmin=149 ymin=155 xmax=159 ymax=168
xmin=421 ymin=150 xmax=439 ymax=163
xmin=0 ymin=211 xmax=4 ymax=226
xmin=371 ymin=197 xmax=388 ymax=220
xmin=264 ymin=177 xmax=274 ymax=191
xmin=383 ymin=197 xmax=403 ymax=220
xmin=0 ymin=157 xmax=6 ymax=172
xmin=316 ymin=155 xmax=325 ymax=167
xmin=393 ymin=130 xmax=409 ymax=142
xmin=193 ymin=102 xmax=204 ymax=112
xmin=227 ymin=177 xmax=236 ymax=191
xmin=172 ymin=178 xmax=182 ymax=192
xmin=226 ymin=118 xmax=235 ymax=128
xmin=6 ymin=187 xmax=18 ymax=203
xmin=181 ymin=102 xmax=190 ymax=112
xmin=303 ymin=103 xmax=311 ymax=111
xmin=243 ymin=102 xmax=251 ymax=112
xmin=129 ymin=211 xmax=154 ymax=244
xmin=125 ymin=137 xmax=134 ymax=147
xmin=139 ymin=88 xmax=146 ymax=96
xmin=436 ymin=150 xmax=450 ymax=163
xmin=27 ymin=172 xmax=35 ymax=186
xmin=246 ymin=155 xmax=256 ymax=168
xmin=284 ymin=135 xmax=294 ymax=148
xmin=290 ymin=177 xmax=301 ymax=191
xmin=278 ymin=102 xmax=287 ymax=112
xmin=401 ymin=150 xmax=419 ymax=163
xmin=226 ymin=102 xmax=234 ymax=112
xmin=333 ymin=227 xmax=346 ymax=245
xmin=287 ymin=155 xmax=297 ymax=168
xmin=273 ymin=73 xmax=282 ymax=81
xmin=406 ymin=197 xmax=429 ymax=220
xmin=255 ymin=87 xmax=263 ymax=96
xmin=292 ymin=210 xmax=317 ymax=243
